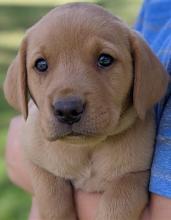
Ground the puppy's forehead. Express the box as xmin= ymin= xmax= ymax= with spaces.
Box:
xmin=27 ymin=3 xmax=129 ymax=50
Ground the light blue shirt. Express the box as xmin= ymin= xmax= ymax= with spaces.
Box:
xmin=135 ymin=0 xmax=171 ymax=198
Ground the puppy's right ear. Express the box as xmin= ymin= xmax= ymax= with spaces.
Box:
xmin=129 ymin=31 xmax=169 ymax=119
xmin=3 ymin=37 xmax=28 ymax=119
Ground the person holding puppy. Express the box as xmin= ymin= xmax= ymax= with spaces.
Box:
xmin=135 ymin=0 xmax=171 ymax=219
xmin=5 ymin=0 xmax=171 ymax=219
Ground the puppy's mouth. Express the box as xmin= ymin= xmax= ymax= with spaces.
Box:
xmin=47 ymin=128 xmax=106 ymax=146
xmin=60 ymin=132 xmax=106 ymax=145
xmin=68 ymin=131 xmax=83 ymax=136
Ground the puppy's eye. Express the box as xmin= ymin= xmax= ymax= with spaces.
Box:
xmin=35 ymin=58 xmax=48 ymax=72
xmin=98 ymin=53 xmax=114 ymax=68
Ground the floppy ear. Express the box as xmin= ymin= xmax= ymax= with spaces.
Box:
xmin=3 ymin=37 xmax=28 ymax=119
xmin=130 ymin=31 xmax=169 ymax=119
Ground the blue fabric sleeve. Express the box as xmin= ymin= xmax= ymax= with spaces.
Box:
xmin=150 ymin=96 xmax=171 ymax=199
xmin=134 ymin=0 xmax=148 ymax=32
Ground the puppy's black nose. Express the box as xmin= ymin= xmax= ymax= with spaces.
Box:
xmin=53 ymin=97 xmax=85 ymax=125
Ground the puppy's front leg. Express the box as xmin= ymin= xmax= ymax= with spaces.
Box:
xmin=96 ymin=172 xmax=149 ymax=220
xmin=29 ymin=162 xmax=77 ymax=220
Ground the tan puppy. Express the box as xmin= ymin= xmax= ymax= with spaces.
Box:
xmin=4 ymin=3 xmax=169 ymax=220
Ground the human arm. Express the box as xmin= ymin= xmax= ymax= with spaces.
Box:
xmin=134 ymin=0 xmax=171 ymax=218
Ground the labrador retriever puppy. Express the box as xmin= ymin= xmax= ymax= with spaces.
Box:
xmin=4 ymin=3 xmax=169 ymax=220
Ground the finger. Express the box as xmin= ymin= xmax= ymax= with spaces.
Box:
xmin=75 ymin=190 xmax=101 ymax=220
xmin=28 ymin=197 xmax=41 ymax=220
xmin=140 ymin=207 xmax=150 ymax=220
xmin=5 ymin=116 xmax=33 ymax=193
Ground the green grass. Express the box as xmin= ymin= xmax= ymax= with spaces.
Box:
xmin=0 ymin=0 xmax=96 ymax=5
xmin=0 ymin=0 xmax=141 ymax=219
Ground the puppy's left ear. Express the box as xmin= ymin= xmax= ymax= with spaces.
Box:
xmin=3 ymin=37 xmax=28 ymax=119
xmin=130 ymin=31 xmax=169 ymax=119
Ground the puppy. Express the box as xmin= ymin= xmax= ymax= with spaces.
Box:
xmin=4 ymin=3 xmax=169 ymax=220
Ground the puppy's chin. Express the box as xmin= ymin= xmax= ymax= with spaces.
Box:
xmin=60 ymin=135 xmax=107 ymax=147
xmin=41 ymin=118 xmax=107 ymax=145
xmin=44 ymin=128 xmax=107 ymax=146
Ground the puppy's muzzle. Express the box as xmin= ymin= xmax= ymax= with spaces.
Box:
xmin=53 ymin=96 xmax=85 ymax=125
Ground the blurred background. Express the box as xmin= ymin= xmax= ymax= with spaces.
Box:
xmin=0 ymin=0 xmax=141 ymax=219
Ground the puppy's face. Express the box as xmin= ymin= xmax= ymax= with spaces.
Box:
xmin=26 ymin=4 xmax=133 ymax=141
xmin=4 ymin=3 xmax=169 ymax=143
